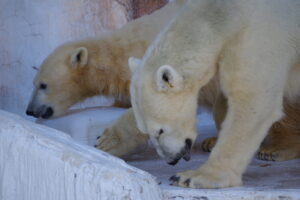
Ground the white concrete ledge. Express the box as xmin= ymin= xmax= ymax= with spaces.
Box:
xmin=0 ymin=110 xmax=162 ymax=200
xmin=1 ymin=109 xmax=299 ymax=200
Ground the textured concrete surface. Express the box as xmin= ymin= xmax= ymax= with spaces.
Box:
xmin=0 ymin=110 xmax=163 ymax=200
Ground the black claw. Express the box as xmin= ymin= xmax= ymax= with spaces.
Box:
xmin=169 ymin=175 xmax=180 ymax=183
xmin=271 ymin=152 xmax=278 ymax=161
xmin=97 ymin=136 xmax=101 ymax=140
xmin=264 ymin=153 xmax=269 ymax=160
xmin=184 ymin=179 xmax=191 ymax=187
xmin=257 ymin=153 xmax=262 ymax=160
xmin=94 ymin=145 xmax=97 ymax=147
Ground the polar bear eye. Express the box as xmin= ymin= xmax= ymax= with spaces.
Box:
xmin=155 ymin=129 xmax=164 ymax=140
xmin=39 ymin=83 xmax=47 ymax=90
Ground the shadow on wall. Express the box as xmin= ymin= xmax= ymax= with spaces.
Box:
xmin=0 ymin=0 xmax=167 ymax=118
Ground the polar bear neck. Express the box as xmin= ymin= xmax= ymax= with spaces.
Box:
xmin=77 ymin=60 xmax=131 ymax=103
xmin=64 ymin=0 xmax=188 ymax=106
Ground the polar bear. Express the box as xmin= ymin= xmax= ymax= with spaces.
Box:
xmin=26 ymin=0 xmax=186 ymax=118
xmin=129 ymin=0 xmax=300 ymax=188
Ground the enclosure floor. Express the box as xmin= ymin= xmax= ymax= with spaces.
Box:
xmin=37 ymin=108 xmax=300 ymax=199
xmin=128 ymin=125 xmax=300 ymax=199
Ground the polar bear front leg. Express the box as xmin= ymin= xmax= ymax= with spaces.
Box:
xmin=171 ymin=47 xmax=288 ymax=188
xmin=95 ymin=109 xmax=149 ymax=158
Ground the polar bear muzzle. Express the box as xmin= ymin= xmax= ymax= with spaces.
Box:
xmin=26 ymin=104 xmax=54 ymax=119
xmin=167 ymin=138 xmax=193 ymax=165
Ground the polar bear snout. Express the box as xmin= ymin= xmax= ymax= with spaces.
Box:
xmin=26 ymin=103 xmax=53 ymax=119
xmin=162 ymin=138 xmax=193 ymax=166
xmin=167 ymin=140 xmax=192 ymax=165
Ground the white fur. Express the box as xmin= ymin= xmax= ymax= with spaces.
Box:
xmin=95 ymin=108 xmax=149 ymax=158
xmin=128 ymin=57 xmax=142 ymax=73
xmin=130 ymin=0 xmax=300 ymax=188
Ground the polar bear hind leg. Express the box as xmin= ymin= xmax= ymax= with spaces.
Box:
xmin=257 ymin=100 xmax=300 ymax=161
xmin=202 ymin=92 xmax=300 ymax=162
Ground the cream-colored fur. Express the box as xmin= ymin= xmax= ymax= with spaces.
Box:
xmin=95 ymin=109 xmax=148 ymax=158
xmin=26 ymin=0 xmax=186 ymax=119
xmin=202 ymin=93 xmax=300 ymax=162
xmin=130 ymin=0 xmax=300 ymax=189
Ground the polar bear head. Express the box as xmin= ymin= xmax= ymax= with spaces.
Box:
xmin=129 ymin=57 xmax=199 ymax=165
xmin=26 ymin=45 xmax=89 ymax=119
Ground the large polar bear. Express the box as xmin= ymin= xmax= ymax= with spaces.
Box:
xmin=129 ymin=0 xmax=300 ymax=188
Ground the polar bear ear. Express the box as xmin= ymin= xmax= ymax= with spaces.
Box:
xmin=70 ymin=47 xmax=88 ymax=68
xmin=156 ymin=65 xmax=183 ymax=92
xmin=128 ymin=57 xmax=142 ymax=74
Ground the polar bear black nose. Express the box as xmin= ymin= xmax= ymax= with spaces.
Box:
xmin=26 ymin=109 xmax=34 ymax=116
xmin=167 ymin=138 xmax=193 ymax=165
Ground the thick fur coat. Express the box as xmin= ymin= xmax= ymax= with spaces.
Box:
xmin=129 ymin=0 xmax=300 ymax=188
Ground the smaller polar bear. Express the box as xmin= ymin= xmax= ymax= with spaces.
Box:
xmin=25 ymin=0 xmax=187 ymax=158
xmin=130 ymin=0 xmax=300 ymax=188
xmin=26 ymin=0 xmax=186 ymax=119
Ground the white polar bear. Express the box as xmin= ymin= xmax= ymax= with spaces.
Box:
xmin=130 ymin=0 xmax=300 ymax=188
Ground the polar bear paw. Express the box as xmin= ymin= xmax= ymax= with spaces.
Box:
xmin=95 ymin=127 xmax=148 ymax=158
xmin=169 ymin=165 xmax=242 ymax=189
xmin=256 ymin=129 xmax=300 ymax=161
xmin=201 ymin=137 xmax=217 ymax=152
xmin=95 ymin=128 xmax=124 ymax=157
xmin=256 ymin=146 xmax=299 ymax=161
